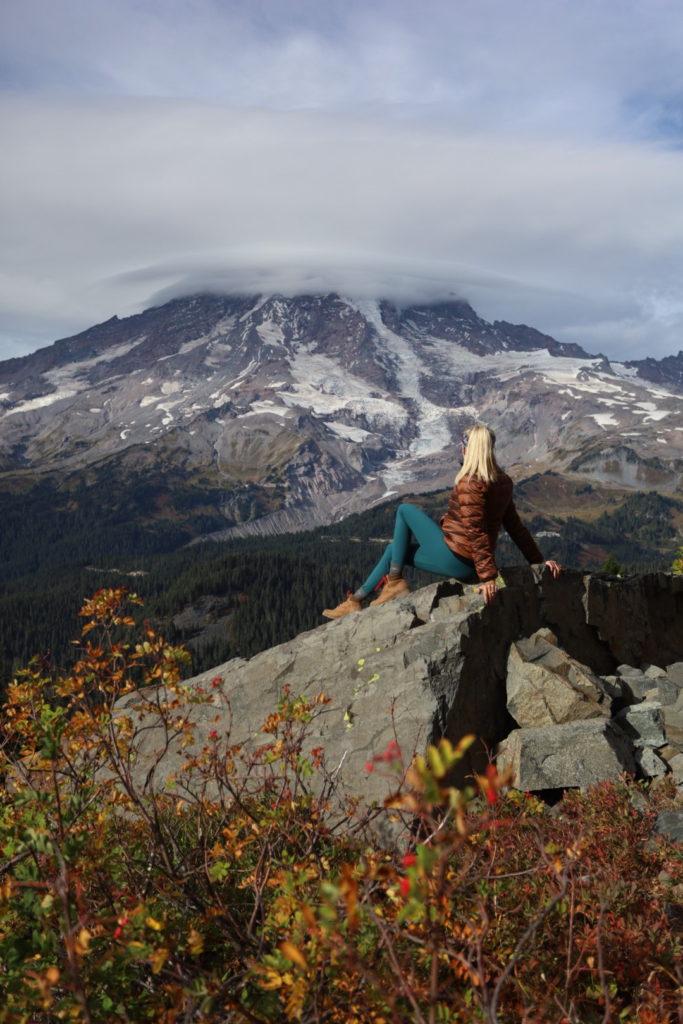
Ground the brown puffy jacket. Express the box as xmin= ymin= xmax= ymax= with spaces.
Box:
xmin=439 ymin=471 xmax=544 ymax=582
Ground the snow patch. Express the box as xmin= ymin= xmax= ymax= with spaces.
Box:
xmin=157 ymin=332 xmax=217 ymax=360
xmin=4 ymin=389 xmax=78 ymax=416
xmin=52 ymin=338 xmax=146 ymax=377
xmin=283 ymin=349 xmax=407 ymax=428
xmin=239 ymin=296 xmax=271 ymax=321
xmin=256 ymin=318 xmax=285 ymax=347
xmin=591 ymin=413 xmax=618 ymax=428
xmin=228 ymin=359 xmax=259 ymax=388
xmin=611 ymin=363 xmax=640 ymax=379
xmin=644 ymin=411 xmax=671 ymax=422
xmin=326 ymin=421 xmax=372 ymax=442
xmin=633 ymin=402 xmax=670 ymax=421
xmin=349 ymin=299 xmax=452 ymax=457
xmin=241 ymin=400 xmax=290 ymax=419
xmin=157 ymin=398 xmax=183 ymax=425
xmin=380 ymin=459 xmax=420 ymax=490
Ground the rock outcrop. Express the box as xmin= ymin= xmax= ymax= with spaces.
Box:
xmin=504 ymin=628 xmax=609 ymax=728
xmin=496 ymin=719 xmax=637 ymax=791
xmin=117 ymin=569 xmax=683 ymax=811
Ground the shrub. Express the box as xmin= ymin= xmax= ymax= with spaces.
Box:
xmin=1 ymin=589 xmax=681 ymax=1022
xmin=672 ymin=546 xmax=683 ymax=574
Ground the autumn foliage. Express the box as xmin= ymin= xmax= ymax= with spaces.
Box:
xmin=0 ymin=589 xmax=681 ymax=1022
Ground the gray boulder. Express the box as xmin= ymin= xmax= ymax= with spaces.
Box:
xmin=655 ymin=810 xmax=683 ymax=844
xmin=635 ymin=747 xmax=668 ymax=778
xmin=663 ymin=706 xmax=683 ymax=748
xmin=665 ymin=753 xmax=683 ymax=784
xmin=615 ymin=666 xmax=655 ymax=702
xmin=656 ymin=676 xmax=683 ymax=706
xmin=506 ymin=629 xmax=608 ymax=728
xmin=497 ymin=719 xmax=636 ymax=791
xmin=614 ymin=703 xmax=666 ymax=748
xmin=667 ymin=663 xmax=683 ymax=687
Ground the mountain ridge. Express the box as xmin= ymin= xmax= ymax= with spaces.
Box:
xmin=0 ymin=292 xmax=681 ymax=544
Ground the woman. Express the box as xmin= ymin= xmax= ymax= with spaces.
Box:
xmin=322 ymin=424 xmax=560 ymax=618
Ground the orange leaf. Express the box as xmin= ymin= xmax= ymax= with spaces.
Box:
xmin=384 ymin=791 xmax=422 ymax=813
xmin=279 ymin=940 xmax=308 ymax=970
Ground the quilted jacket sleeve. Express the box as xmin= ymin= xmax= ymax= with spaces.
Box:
xmin=502 ymin=500 xmax=544 ymax=565
xmin=456 ymin=477 xmax=498 ymax=582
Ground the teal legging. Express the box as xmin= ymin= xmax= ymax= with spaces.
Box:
xmin=360 ymin=502 xmax=477 ymax=594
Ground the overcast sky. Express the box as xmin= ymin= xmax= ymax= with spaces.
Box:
xmin=1 ymin=0 xmax=683 ymax=362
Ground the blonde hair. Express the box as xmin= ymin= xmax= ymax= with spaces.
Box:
xmin=455 ymin=424 xmax=501 ymax=484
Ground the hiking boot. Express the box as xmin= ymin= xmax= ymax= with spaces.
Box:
xmin=369 ymin=576 xmax=409 ymax=606
xmin=322 ymin=595 xmax=362 ymax=619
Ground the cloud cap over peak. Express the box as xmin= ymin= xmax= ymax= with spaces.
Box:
xmin=1 ymin=1 xmax=683 ymax=360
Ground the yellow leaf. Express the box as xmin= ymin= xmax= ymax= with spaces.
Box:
xmin=427 ymin=745 xmax=445 ymax=777
xmin=146 ymin=916 xmax=163 ymax=931
xmin=75 ymin=928 xmax=92 ymax=955
xmin=149 ymin=947 xmax=168 ymax=974
xmin=45 ymin=966 xmax=60 ymax=984
xmin=439 ymin=737 xmax=454 ymax=762
xmin=259 ymin=968 xmax=283 ymax=990
xmin=285 ymin=974 xmax=309 ymax=1019
xmin=279 ymin=940 xmax=308 ymax=970
xmin=187 ymin=928 xmax=204 ymax=956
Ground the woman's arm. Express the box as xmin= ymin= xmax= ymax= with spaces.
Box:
xmin=480 ymin=501 xmax=560 ymax=604
xmin=501 ymin=500 xmax=544 ymax=564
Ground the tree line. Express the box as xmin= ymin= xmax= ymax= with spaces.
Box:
xmin=1 ymin=485 xmax=680 ymax=695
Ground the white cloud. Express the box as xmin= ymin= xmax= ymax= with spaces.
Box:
xmin=4 ymin=0 xmax=683 ymax=135
xmin=1 ymin=1 xmax=683 ymax=360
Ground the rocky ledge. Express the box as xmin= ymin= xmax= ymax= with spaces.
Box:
xmin=117 ymin=568 xmax=683 ymax=820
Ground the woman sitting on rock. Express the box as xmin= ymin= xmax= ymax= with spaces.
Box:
xmin=322 ymin=423 xmax=561 ymax=618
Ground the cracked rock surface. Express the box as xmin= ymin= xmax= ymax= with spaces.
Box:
xmin=116 ymin=569 xmax=683 ymax=814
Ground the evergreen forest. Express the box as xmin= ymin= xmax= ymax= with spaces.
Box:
xmin=0 ymin=478 xmax=681 ymax=696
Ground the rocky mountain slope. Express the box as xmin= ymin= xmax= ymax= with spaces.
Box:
xmin=1 ymin=293 xmax=681 ymax=539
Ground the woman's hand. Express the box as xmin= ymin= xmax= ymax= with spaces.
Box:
xmin=545 ymin=560 xmax=561 ymax=579
xmin=478 ymin=579 xmax=498 ymax=605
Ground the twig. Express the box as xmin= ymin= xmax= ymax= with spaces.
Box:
xmin=487 ymin=871 xmax=570 ymax=1024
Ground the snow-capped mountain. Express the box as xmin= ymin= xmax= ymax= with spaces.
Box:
xmin=1 ymin=293 xmax=681 ymax=537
